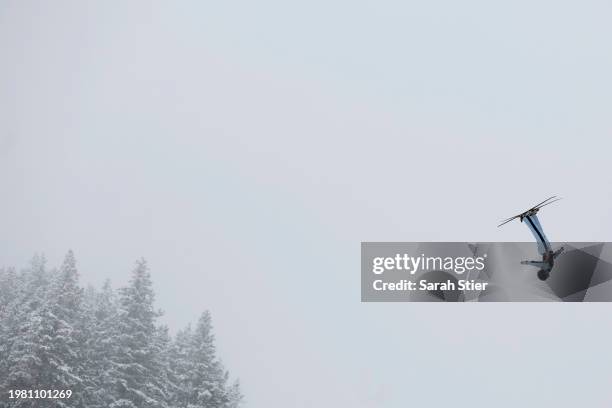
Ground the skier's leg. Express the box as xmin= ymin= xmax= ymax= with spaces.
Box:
xmin=530 ymin=215 xmax=552 ymax=252
xmin=521 ymin=260 xmax=547 ymax=268
xmin=523 ymin=215 xmax=551 ymax=255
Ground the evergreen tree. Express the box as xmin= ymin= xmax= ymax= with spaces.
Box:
xmin=0 ymin=267 xmax=19 ymax=384
xmin=40 ymin=250 xmax=86 ymax=407
xmin=108 ymin=259 xmax=167 ymax=408
xmin=155 ymin=325 xmax=177 ymax=407
xmin=167 ymin=325 xmax=193 ymax=407
xmin=2 ymin=255 xmax=53 ymax=407
xmin=226 ymin=380 xmax=243 ymax=408
xmin=169 ymin=311 xmax=242 ymax=408
xmin=82 ymin=280 xmax=119 ymax=408
xmin=189 ymin=312 xmax=229 ymax=408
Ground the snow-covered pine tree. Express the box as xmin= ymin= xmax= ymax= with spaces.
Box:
xmin=1 ymin=255 xmax=54 ymax=408
xmin=79 ymin=284 xmax=99 ymax=406
xmin=167 ymin=325 xmax=193 ymax=406
xmin=182 ymin=311 xmax=242 ymax=408
xmin=155 ymin=325 xmax=178 ymax=407
xmin=36 ymin=250 xmax=86 ymax=407
xmin=226 ymin=379 xmax=243 ymax=408
xmin=81 ymin=280 xmax=120 ymax=408
xmin=108 ymin=259 xmax=168 ymax=408
xmin=0 ymin=267 xmax=18 ymax=380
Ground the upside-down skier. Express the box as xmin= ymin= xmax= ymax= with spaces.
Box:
xmin=498 ymin=196 xmax=564 ymax=281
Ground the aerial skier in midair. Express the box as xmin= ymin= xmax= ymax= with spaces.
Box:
xmin=498 ymin=196 xmax=564 ymax=281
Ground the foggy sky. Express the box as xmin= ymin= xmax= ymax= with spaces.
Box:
xmin=1 ymin=1 xmax=612 ymax=407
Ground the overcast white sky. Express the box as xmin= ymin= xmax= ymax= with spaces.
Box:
xmin=2 ymin=1 xmax=612 ymax=407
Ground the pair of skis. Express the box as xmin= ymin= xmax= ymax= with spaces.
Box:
xmin=497 ymin=196 xmax=562 ymax=228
